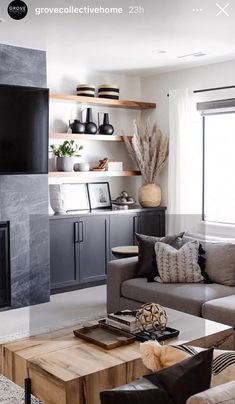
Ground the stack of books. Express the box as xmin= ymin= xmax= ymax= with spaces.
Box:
xmin=105 ymin=311 xmax=139 ymax=333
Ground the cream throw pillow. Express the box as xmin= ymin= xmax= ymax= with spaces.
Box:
xmin=154 ymin=240 xmax=204 ymax=283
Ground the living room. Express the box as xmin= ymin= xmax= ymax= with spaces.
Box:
xmin=0 ymin=0 xmax=235 ymax=403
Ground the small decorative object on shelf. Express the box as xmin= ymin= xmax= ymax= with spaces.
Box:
xmin=136 ymin=302 xmax=168 ymax=331
xmin=76 ymin=84 xmax=95 ymax=97
xmin=98 ymin=84 xmax=119 ymax=100
xmin=69 ymin=119 xmax=85 ymax=134
xmin=87 ymin=182 xmax=112 ymax=209
xmin=50 ymin=140 xmax=83 ymax=172
xmin=74 ymin=162 xmax=90 ymax=172
xmin=91 ymin=157 xmax=109 ymax=171
xmin=107 ymin=161 xmax=123 ymax=171
xmin=112 ymin=190 xmax=135 ymax=207
xmin=84 ymin=108 xmax=97 ymax=134
xmin=124 ymin=120 xmax=169 ymax=207
xmin=98 ymin=112 xmax=114 ymax=135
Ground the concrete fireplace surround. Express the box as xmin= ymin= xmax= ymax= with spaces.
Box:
xmin=0 ymin=44 xmax=50 ymax=308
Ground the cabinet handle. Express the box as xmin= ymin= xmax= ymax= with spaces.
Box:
xmin=79 ymin=221 xmax=84 ymax=243
xmin=74 ymin=222 xmax=79 ymax=243
xmin=133 ymin=216 xmax=138 ymax=243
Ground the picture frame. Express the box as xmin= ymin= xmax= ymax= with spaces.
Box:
xmin=87 ymin=182 xmax=112 ymax=209
xmin=62 ymin=183 xmax=90 ymax=211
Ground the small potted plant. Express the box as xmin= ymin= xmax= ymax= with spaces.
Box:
xmin=50 ymin=140 xmax=83 ymax=172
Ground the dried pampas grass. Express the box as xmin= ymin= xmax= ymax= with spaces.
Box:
xmin=123 ymin=120 xmax=169 ymax=184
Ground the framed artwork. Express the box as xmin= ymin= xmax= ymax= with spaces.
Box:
xmin=62 ymin=183 xmax=90 ymax=211
xmin=87 ymin=182 xmax=112 ymax=209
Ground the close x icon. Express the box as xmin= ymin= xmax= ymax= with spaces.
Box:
xmin=216 ymin=3 xmax=230 ymax=16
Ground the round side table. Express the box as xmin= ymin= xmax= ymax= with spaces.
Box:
xmin=111 ymin=245 xmax=139 ymax=259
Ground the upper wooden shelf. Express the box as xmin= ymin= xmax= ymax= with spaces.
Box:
xmin=49 ymin=133 xmax=132 ymax=142
xmin=50 ymin=94 xmax=156 ymax=110
xmin=49 ymin=170 xmax=141 ymax=178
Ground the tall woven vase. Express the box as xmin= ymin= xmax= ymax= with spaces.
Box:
xmin=138 ymin=183 xmax=161 ymax=208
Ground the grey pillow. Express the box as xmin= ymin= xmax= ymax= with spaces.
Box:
xmin=182 ymin=234 xmax=235 ymax=286
xmin=154 ymin=241 xmax=205 ymax=283
xmin=135 ymin=232 xmax=184 ymax=281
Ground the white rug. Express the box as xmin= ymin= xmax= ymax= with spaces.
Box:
xmin=0 ymin=375 xmax=42 ymax=403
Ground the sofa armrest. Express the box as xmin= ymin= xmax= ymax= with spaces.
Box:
xmin=107 ymin=257 xmax=138 ymax=313
xmin=186 ymin=381 xmax=235 ymax=403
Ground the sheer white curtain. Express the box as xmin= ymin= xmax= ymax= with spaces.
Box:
xmin=168 ymin=89 xmax=202 ymax=233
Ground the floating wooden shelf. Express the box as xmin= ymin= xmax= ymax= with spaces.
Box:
xmin=49 ymin=170 xmax=141 ymax=178
xmin=50 ymin=93 xmax=156 ymax=110
xmin=49 ymin=133 xmax=132 ymax=142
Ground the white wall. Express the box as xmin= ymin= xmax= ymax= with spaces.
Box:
xmin=48 ymin=60 xmax=143 ymax=200
xmin=141 ymin=59 xmax=235 ymax=206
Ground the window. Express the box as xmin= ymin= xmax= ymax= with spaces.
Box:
xmin=203 ymin=112 xmax=235 ymax=225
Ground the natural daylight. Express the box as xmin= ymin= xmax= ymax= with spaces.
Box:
xmin=0 ymin=0 xmax=235 ymax=403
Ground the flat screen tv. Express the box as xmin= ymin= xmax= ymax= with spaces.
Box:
xmin=0 ymin=84 xmax=49 ymax=174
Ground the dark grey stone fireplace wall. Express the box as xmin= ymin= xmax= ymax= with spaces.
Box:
xmin=0 ymin=44 xmax=50 ymax=308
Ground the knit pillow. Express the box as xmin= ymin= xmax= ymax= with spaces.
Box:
xmin=154 ymin=241 xmax=205 ymax=283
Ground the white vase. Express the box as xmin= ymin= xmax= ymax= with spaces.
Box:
xmin=49 ymin=184 xmax=68 ymax=214
xmin=138 ymin=183 xmax=161 ymax=207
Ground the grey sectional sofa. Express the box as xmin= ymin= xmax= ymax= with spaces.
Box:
xmin=107 ymin=256 xmax=235 ymax=328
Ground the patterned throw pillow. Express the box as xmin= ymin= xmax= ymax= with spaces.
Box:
xmin=154 ymin=241 xmax=205 ymax=283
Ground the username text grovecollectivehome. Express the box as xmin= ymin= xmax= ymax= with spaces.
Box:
xmin=35 ymin=5 xmax=124 ymax=15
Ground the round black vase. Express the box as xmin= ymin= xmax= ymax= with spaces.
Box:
xmin=99 ymin=113 xmax=114 ymax=135
xmin=69 ymin=120 xmax=85 ymax=134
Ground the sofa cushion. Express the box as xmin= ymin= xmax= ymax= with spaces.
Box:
xmin=135 ymin=232 xmax=184 ymax=281
xmin=154 ymin=241 xmax=204 ymax=283
xmin=182 ymin=234 xmax=235 ymax=286
xmin=202 ymin=295 xmax=235 ymax=327
xmin=121 ymin=278 xmax=235 ymax=316
xmin=186 ymin=381 xmax=235 ymax=404
xmin=204 ymin=243 xmax=235 ymax=287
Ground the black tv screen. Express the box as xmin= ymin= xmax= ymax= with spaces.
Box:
xmin=0 ymin=84 xmax=49 ymax=174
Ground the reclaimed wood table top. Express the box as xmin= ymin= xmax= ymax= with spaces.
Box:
xmin=1 ymin=308 xmax=233 ymax=404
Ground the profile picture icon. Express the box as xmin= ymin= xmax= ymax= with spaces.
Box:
xmin=8 ymin=0 xmax=28 ymax=20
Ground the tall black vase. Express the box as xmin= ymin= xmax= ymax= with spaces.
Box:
xmin=84 ymin=108 xmax=97 ymax=134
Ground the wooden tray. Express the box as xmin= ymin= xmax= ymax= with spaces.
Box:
xmin=73 ymin=323 xmax=135 ymax=349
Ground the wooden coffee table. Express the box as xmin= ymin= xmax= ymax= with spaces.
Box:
xmin=1 ymin=308 xmax=234 ymax=404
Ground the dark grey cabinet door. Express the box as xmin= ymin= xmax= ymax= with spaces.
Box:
xmin=109 ymin=213 xmax=138 ymax=259
xmin=50 ymin=219 xmax=77 ymax=288
xmin=138 ymin=210 xmax=165 ymax=237
xmin=78 ymin=215 xmax=108 ymax=284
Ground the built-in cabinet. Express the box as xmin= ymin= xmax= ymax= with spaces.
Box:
xmin=50 ymin=215 xmax=109 ymax=292
xmin=50 ymin=207 xmax=166 ymax=293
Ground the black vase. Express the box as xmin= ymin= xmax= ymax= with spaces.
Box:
xmin=98 ymin=113 xmax=114 ymax=135
xmin=84 ymin=108 xmax=97 ymax=134
xmin=69 ymin=119 xmax=85 ymax=134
